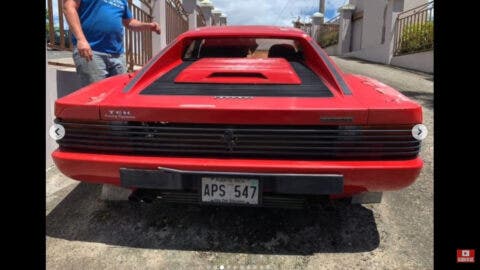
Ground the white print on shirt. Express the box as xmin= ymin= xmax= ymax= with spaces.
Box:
xmin=103 ymin=0 xmax=125 ymax=9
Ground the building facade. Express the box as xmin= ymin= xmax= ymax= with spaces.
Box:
xmin=325 ymin=0 xmax=433 ymax=73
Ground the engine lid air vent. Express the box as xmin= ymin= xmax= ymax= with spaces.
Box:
xmin=174 ymin=58 xmax=302 ymax=84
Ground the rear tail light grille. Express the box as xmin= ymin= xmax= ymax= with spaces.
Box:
xmin=56 ymin=120 xmax=421 ymax=160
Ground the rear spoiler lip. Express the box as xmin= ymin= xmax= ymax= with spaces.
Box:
xmin=310 ymin=40 xmax=352 ymax=95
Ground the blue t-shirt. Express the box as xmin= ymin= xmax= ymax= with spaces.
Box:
xmin=72 ymin=0 xmax=132 ymax=54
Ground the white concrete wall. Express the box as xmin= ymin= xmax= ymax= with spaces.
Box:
xmin=349 ymin=0 xmax=364 ymax=11
xmin=347 ymin=0 xmax=430 ymax=56
xmin=344 ymin=44 xmax=389 ymax=63
xmin=362 ymin=0 xmax=386 ymax=48
xmin=323 ymin=44 xmax=338 ymax=56
xmin=386 ymin=0 xmax=405 ymax=63
xmin=341 ymin=0 xmax=417 ymax=68
xmin=351 ymin=18 xmax=363 ymax=51
xmin=404 ymin=0 xmax=428 ymax=11
xmin=391 ymin=50 xmax=433 ymax=73
xmin=351 ymin=0 xmax=427 ymax=14
xmin=344 ymin=0 xmax=389 ymax=61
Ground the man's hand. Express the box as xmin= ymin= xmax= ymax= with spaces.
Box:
xmin=123 ymin=19 xmax=161 ymax=34
xmin=150 ymin=22 xmax=161 ymax=34
xmin=77 ymin=39 xmax=93 ymax=61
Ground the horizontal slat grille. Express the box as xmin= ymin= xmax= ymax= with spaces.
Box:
xmin=56 ymin=120 xmax=421 ymax=160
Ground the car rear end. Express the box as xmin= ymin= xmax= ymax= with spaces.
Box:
xmin=52 ymin=29 xmax=424 ymax=207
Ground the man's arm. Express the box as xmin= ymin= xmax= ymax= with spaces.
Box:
xmin=63 ymin=0 xmax=93 ymax=61
xmin=123 ymin=19 xmax=161 ymax=34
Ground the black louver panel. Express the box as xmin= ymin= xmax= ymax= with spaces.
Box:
xmin=139 ymin=61 xmax=334 ymax=97
xmin=56 ymin=120 xmax=421 ymax=160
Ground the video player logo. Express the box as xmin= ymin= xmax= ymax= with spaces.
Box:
xmin=457 ymin=249 xmax=475 ymax=263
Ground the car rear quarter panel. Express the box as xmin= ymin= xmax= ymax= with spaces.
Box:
xmin=343 ymin=74 xmax=423 ymax=124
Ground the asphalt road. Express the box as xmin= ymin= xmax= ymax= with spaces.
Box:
xmin=46 ymin=56 xmax=433 ymax=269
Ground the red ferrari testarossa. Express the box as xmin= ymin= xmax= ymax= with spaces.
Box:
xmin=52 ymin=26 xmax=424 ymax=207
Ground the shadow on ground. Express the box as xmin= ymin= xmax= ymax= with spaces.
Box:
xmin=47 ymin=183 xmax=380 ymax=255
xmin=336 ymin=56 xmax=434 ymax=81
xmin=400 ymin=90 xmax=433 ymax=110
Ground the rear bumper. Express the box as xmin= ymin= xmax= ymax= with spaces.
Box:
xmin=121 ymin=167 xmax=344 ymax=195
xmin=52 ymin=150 xmax=423 ymax=197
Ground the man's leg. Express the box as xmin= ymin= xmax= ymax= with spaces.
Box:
xmin=72 ymin=48 xmax=108 ymax=87
xmin=106 ymin=53 xmax=127 ymax=77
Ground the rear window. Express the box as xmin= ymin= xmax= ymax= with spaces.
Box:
xmin=183 ymin=38 xmax=304 ymax=61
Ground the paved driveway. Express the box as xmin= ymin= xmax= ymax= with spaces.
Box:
xmin=46 ymin=56 xmax=433 ymax=269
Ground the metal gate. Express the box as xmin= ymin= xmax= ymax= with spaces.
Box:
xmin=125 ymin=0 xmax=153 ymax=71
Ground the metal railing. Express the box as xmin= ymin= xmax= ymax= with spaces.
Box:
xmin=46 ymin=0 xmax=73 ymax=51
xmin=394 ymin=1 xmax=434 ymax=56
xmin=125 ymin=0 xmax=153 ymax=71
xmin=165 ymin=0 xmax=189 ymax=45
xmin=325 ymin=14 xmax=340 ymax=24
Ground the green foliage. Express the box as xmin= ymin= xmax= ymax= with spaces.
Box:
xmin=318 ymin=30 xmax=339 ymax=48
xmin=316 ymin=25 xmax=339 ymax=48
xmin=397 ymin=21 xmax=433 ymax=55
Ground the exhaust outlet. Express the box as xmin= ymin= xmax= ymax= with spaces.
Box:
xmin=128 ymin=189 xmax=155 ymax=203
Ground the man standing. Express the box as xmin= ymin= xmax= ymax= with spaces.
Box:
xmin=63 ymin=0 xmax=161 ymax=87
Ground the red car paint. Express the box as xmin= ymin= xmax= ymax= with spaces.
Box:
xmin=174 ymin=58 xmax=302 ymax=85
xmin=52 ymin=26 xmax=423 ymax=199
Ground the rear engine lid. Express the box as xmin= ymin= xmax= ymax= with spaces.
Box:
xmin=174 ymin=58 xmax=301 ymax=85
xmin=139 ymin=60 xmax=333 ymax=97
xmin=97 ymin=60 xmax=371 ymax=125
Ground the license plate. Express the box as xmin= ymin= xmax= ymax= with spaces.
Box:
xmin=201 ymin=177 xmax=259 ymax=205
